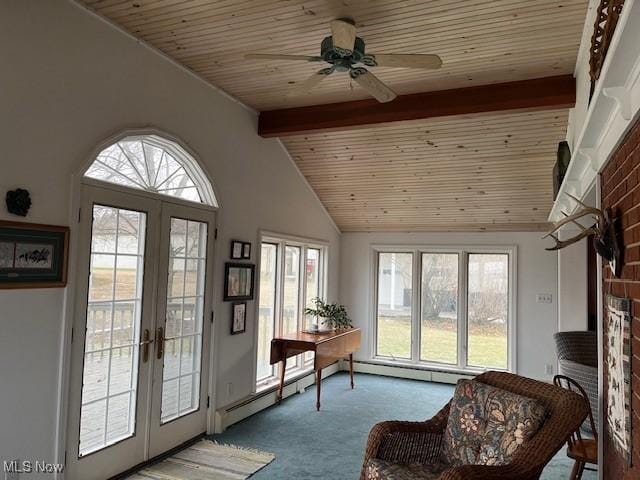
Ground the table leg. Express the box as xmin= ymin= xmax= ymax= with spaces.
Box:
xmin=316 ymin=369 xmax=322 ymax=411
xmin=277 ymin=357 xmax=286 ymax=404
xmin=349 ymin=353 xmax=354 ymax=389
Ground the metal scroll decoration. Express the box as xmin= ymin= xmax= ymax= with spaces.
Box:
xmin=589 ymin=0 xmax=625 ymax=97
xmin=606 ymin=294 xmax=633 ymax=464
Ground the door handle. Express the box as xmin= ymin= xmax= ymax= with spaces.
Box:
xmin=156 ymin=326 xmax=164 ymax=360
xmin=139 ymin=329 xmax=154 ymax=363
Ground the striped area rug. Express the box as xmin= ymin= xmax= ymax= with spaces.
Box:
xmin=127 ymin=440 xmax=275 ymax=480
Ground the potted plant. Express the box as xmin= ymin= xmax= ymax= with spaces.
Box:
xmin=304 ymin=298 xmax=353 ymax=332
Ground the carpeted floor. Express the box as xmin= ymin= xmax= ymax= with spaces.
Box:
xmin=213 ymin=372 xmax=597 ymax=479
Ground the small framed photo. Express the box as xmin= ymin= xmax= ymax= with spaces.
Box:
xmin=0 ymin=221 xmax=69 ymax=288
xmin=242 ymin=242 xmax=251 ymax=259
xmin=231 ymin=302 xmax=247 ymax=335
xmin=230 ymin=240 xmax=244 ymax=259
xmin=224 ymin=262 xmax=255 ymax=301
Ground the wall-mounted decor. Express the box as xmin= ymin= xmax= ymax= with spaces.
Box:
xmin=242 ymin=242 xmax=251 ymax=259
xmin=552 ymin=141 xmax=571 ymax=200
xmin=231 ymin=302 xmax=247 ymax=335
xmin=223 ymin=262 xmax=255 ymax=301
xmin=5 ymin=188 xmax=32 ymax=217
xmin=230 ymin=240 xmax=244 ymax=259
xmin=544 ymin=193 xmax=623 ymax=277
xmin=605 ymin=294 xmax=632 ymax=464
xmin=0 ymin=220 xmax=69 ymax=288
xmin=589 ymin=0 xmax=625 ymax=97
xmin=230 ymin=240 xmax=251 ymax=260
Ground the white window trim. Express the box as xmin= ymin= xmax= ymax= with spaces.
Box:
xmin=370 ymin=244 xmax=517 ymax=375
xmin=253 ymin=231 xmax=329 ymax=392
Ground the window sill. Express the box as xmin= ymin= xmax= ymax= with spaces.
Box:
xmin=368 ymin=357 xmax=509 ymax=376
xmin=255 ymin=365 xmax=314 ymax=394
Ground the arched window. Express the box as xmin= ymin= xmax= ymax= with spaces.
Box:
xmin=85 ymin=134 xmax=217 ymax=206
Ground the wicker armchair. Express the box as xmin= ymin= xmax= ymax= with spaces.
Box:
xmin=361 ymin=371 xmax=589 ymax=480
xmin=554 ymin=331 xmax=598 ymax=430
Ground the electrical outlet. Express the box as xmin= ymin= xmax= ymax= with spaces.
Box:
xmin=545 ymin=364 xmax=554 ymax=376
xmin=226 ymin=382 xmax=233 ymax=396
xmin=536 ymin=293 xmax=553 ymax=304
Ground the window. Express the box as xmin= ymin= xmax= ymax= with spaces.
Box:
xmin=85 ymin=134 xmax=217 ymax=206
xmin=374 ymin=247 xmax=514 ymax=372
xmin=256 ymin=235 xmax=327 ymax=389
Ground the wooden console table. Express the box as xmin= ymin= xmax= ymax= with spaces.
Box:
xmin=270 ymin=328 xmax=361 ymax=410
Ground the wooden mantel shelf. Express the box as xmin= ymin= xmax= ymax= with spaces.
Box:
xmin=549 ymin=0 xmax=640 ymax=221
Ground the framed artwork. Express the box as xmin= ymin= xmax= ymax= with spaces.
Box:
xmin=231 ymin=302 xmax=247 ymax=335
xmin=242 ymin=242 xmax=251 ymax=259
xmin=223 ymin=262 xmax=255 ymax=301
xmin=230 ymin=240 xmax=244 ymax=259
xmin=605 ymin=294 xmax=633 ymax=464
xmin=0 ymin=221 xmax=69 ymax=288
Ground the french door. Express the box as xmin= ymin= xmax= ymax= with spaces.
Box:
xmin=66 ymin=185 xmax=215 ymax=479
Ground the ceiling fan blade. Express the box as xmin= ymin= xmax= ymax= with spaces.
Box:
xmin=245 ymin=53 xmax=323 ymax=62
xmin=288 ymin=67 xmax=335 ymax=97
xmin=350 ymin=68 xmax=397 ymax=103
xmin=366 ymin=53 xmax=443 ymax=69
xmin=331 ymin=18 xmax=356 ymax=56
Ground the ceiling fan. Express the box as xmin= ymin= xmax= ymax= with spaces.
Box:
xmin=244 ymin=18 xmax=442 ymax=103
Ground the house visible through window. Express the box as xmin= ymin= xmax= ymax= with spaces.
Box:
xmin=375 ymin=248 xmax=513 ymax=372
xmin=256 ymin=235 xmax=327 ymax=389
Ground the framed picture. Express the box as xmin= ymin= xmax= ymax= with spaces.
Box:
xmin=223 ymin=262 xmax=255 ymax=301
xmin=242 ymin=242 xmax=251 ymax=259
xmin=231 ymin=302 xmax=247 ymax=335
xmin=0 ymin=220 xmax=69 ymax=288
xmin=230 ymin=240 xmax=244 ymax=259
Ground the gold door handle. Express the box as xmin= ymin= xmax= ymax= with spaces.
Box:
xmin=156 ymin=326 xmax=164 ymax=360
xmin=139 ymin=329 xmax=154 ymax=363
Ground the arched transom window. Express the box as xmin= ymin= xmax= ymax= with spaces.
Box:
xmin=85 ymin=134 xmax=217 ymax=206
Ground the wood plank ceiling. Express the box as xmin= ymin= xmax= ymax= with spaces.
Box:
xmin=80 ymin=0 xmax=587 ymax=111
xmin=78 ymin=0 xmax=587 ymax=232
xmin=282 ymin=109 xmax=569 ymax=231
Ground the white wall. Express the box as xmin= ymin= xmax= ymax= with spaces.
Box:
xmin=557 ymin=237 xmax=588 ymax=332
xmin=566 ymin=0 xmax=599 ymax=150
xmin=340 ymin=232 xmax=559 ymax=382
xmin=0 ymin=0 xmax=339 ymax=471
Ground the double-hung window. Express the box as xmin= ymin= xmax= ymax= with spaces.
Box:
xmin=255 ymin=235 xmax=327 ymax=389
xmin=374 ymin=247 xmax=515 ymax=372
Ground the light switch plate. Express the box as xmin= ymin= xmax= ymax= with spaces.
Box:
xmin=536 ymin=293 xmax=553 ymax=304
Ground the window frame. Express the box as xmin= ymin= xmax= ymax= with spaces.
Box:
xmin=254 ymin=232 xmax=329 ymax=391
xmin=371 ymin=245 xmax=517 ymax=374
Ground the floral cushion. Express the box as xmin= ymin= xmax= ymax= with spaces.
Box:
xmin=441 ymin=379 xmax=547 ymax=466
xmin=364 ymin=459 xmax=449 ymax=480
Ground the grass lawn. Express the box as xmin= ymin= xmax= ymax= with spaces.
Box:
xmin=377 ymin=316 xmax=507 ymax=369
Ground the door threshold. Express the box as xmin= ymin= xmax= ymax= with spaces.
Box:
xmin=108 ymin=433 xmax=206 ymax=480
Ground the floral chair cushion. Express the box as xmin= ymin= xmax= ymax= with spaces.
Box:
xmin=441 ymin=379 xmax=547 ymax=466
xmin=364 ymin=459 xmax=449 ymax=480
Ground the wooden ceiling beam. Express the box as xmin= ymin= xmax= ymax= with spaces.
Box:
xmin=258 ymin=74 xmax=575 ymax=137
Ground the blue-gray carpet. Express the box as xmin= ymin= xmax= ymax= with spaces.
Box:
xmin=213 ymin=372 xmax=597 ymax=479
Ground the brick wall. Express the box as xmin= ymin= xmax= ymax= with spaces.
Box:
xmin=601 ymin=116 xmax=640 ymax=479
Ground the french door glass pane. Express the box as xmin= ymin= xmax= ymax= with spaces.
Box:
xmin=421 ymin=253 xmax=458 ymax=364
xmin=257 ymin=243 xmax=277 ymax=381
xmin=467 ymin=254 xmax=509 ymax=369
xmin=161 ymin=218 xmax=207 ymax=423
xmin=376 ymin=253 xmax=413 ymax=359
xmin=79 ymin=205 xmax=146 ymax=456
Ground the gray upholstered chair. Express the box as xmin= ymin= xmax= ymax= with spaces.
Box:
xmin=554 ymin=331 xmax=598 ymax=431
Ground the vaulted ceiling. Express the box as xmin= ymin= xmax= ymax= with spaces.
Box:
xmin=78 ymin=0 xmax=589 ymax=231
